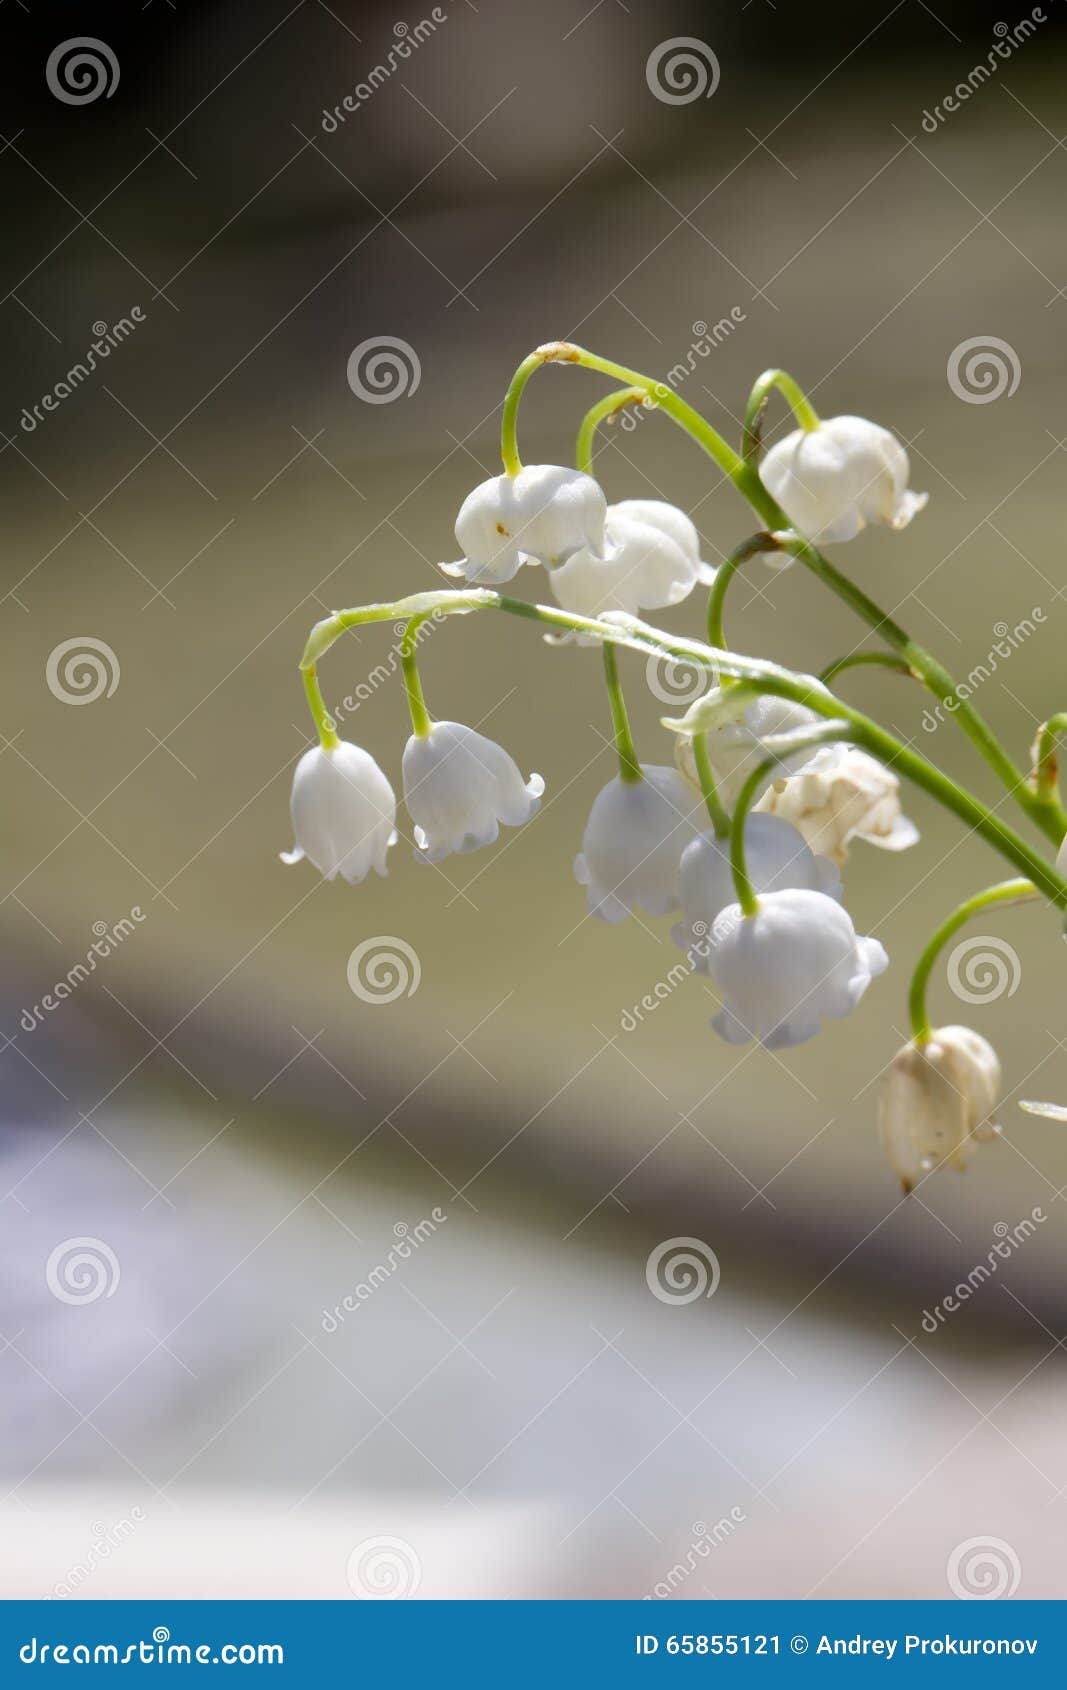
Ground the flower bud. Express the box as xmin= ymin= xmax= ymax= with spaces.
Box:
xmin=878 ymin=1026 xmax=1001 ymax=1193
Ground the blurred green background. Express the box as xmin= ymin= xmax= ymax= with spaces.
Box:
xmin=3 ymin=0 xmax=1067 ymax=1598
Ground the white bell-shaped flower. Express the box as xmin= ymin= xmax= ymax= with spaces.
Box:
xmin=878 ymin=1025 xmax=1001 ymax=1193
xmin=675 ymin=695 xmax=834 ymax=805
xmin=403 ymin=720 xmax=543 ymax=862
xmin=706 ymin=887 xmax=887 ymax=1048
xmin=607 ymin=499 xmax=716 ymax=584
xmin=756 ymin=745 xmax=919 ymax=865
xmin=672 ymin=815 xmax=842 ymax=970
xmin=281 ymin=742 xmax=397 ymax=884
xmin=574 ymin=765 xmax=698 ymax=922
xmin=445 ymin=465 xmax=607 ymax=585
xmin=760 ymin=415 xmax=928 ymax=544
xmin=551 ymin=502 xmax=714 ymax=623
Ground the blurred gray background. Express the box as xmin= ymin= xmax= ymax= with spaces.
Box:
xmin=2 ymin=0 xmax=1067 ymax=1599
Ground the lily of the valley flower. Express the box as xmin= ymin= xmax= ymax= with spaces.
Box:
xmin=705 ymin=888 xmax=888 ymax=1048
xmin=674 ymin=695 xmax=836 ymax=805
xmin=760 ymin=415 xmax=928 ymax=544
xmin=445 ymin=465 xmax=607 ymax=585
xmin=672 ymin=815 xmax=841 ymax=967
xmin=550 ymin=500 xmax=715 ymax=623
xmin=403 ymin=720 xmax=543 ymax=862
xmin=574 ymin=765 xmax=697 ymax=922
xmin=756 ymin=745 xmax=919 ymax=865
xmin=879 ymin=1026 xmax=1001 ymax=1193
xmin=675 ymin=696 xmax=918 ymax=864
xmin=282 ymin=742 xmax=397 ymax=884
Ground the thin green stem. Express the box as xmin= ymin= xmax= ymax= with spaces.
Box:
xmin=729 ymin=727 xmax=853 ymax=918
xmin=575 ymin=387 xmax=647 ymax=477
xmin=908 ymin=879 xmax=1038 ymax=1043
xmin=300 ymin=589 xmax=1067 ymax=909
xmin=743 ymin=368 xmax=820 ymax=464
xmin=602 ymin=643 xmax=641 ymax=783
xmin=765 ymin=530 xmax=1062 ymax=839
xmin=692 ymin=731 xmax=730 ymax=838
xmin=500 ymin=341 xmax=745 ymax=484
xmin=400 ymin=616 xmax=432 ymax=738
xmin=706 ymin=532 xmax=779 ymax=650
xmin=819 ymin=651 xmax=918 ymax=687
xmin=303 ymin=664 xmax=340 ymax=751
xmin=1031 ymin=712 xmax=1067 ymax=809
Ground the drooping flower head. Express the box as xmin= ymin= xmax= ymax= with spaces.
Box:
xmin=672 ymin=815 xmax=842 ymax=969
xmin=403 ymin=720 xmax=543 ymax=862
xmin=446 ymin=465 xmax=607 ymax=585
xmin=760 ymin=415 xmax=927 ymax=544
xmin=550 ymin=500 xmax=715 ymax=623
xmin=878 ymin=1026 xmax=1001 ymax=1193
xmin=282 ymin=742 xmax=397 ymax=884
xmin=706 ymin=887 xmax=887 ymax=1048
xmin=574 ymin=765 xmax=698 ymax=922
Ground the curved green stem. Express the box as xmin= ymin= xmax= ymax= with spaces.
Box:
xmin=692 ymin=731 xmax=730 ymax=838
xmin=400 ymin=616 xmax=432 ymax=738
xmin=575 ymin=386 xmax=647 ymax=477
xmin=729 ymin=727 xmax=854 ymax=918
xmin=908 ymin=879 xmax=1038 ymax=1043
xmin=706 ymin=532 xmax=779 ymax=650
xmin=603 ymin=643 xmax=641 ymax=783
xmin=300 ymin=590 xmax=1067 ymax=911
xmin=819 ymin=651 xmax=918 ymax=687
xmin=742 ymin=368 xmax=820 ymax=464
xmin=500 ymin=341 xmax=744 ymax=484
xmin=303 ymin=664 xmax=339 ymax=751
xmin=503 ymin=338 xmax=1047 ymax=839
xmin=1031 ymin=712 xmax=1067 ymax=810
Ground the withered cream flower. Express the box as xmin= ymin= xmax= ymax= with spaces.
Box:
xmin=879 ymin=1026 xmax=1001 ymax=1193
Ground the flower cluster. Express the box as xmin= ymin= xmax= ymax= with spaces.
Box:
xmin=286 ymin=340 xmax=1067 ymax=1193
